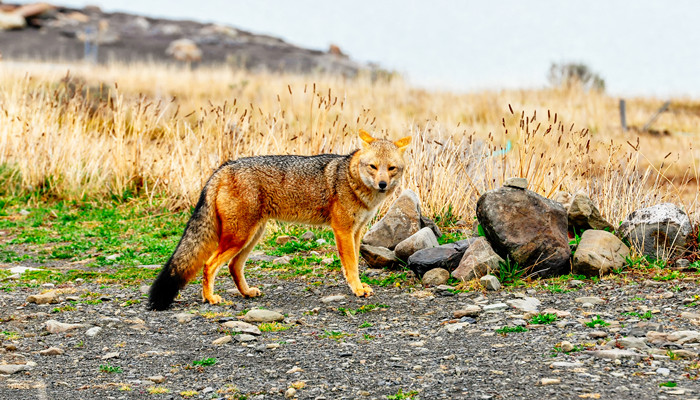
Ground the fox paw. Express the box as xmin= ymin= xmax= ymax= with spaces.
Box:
xmin=352 ymin=283 xmax=373 ymax=297
xmin=204 ymin=294 xmax=223 ymax=305
xmin=241 ymin=287 xmax=262 ymax=298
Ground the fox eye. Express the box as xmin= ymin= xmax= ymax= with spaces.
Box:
xmin=388 ymin=166 xmax=397 ymax=171
xmin=369 ymin=164 xmax=377 ymax=170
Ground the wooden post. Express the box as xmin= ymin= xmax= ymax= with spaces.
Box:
xmin=619 ymin=99 xmax=627 ymax=132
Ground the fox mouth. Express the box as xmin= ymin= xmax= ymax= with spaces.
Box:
xmin=377 ymin=187 xmax=387 ymax=193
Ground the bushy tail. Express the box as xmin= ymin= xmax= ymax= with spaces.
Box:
xmin=148 ymin=184 xmax=219 ymax=311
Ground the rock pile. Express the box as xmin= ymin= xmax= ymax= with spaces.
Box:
xmin=361 ymin=180 xmax=694 ymax=290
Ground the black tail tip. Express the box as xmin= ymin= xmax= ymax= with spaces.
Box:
xmin=147 ymin=268 xmax=184 ymax=311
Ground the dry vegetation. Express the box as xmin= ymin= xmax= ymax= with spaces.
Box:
xmin=0 ymin=61 xmax=698 ymax=224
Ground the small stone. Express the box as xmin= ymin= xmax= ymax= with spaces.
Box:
xmin=286 ymin=366 xmax=303 ymax=374
xmin=359 ymin=244 xmax=399 ymax=268
xmin=559 ymin=341 xmax=574 ymax=352
xmin=0 ymin=364 xmax=33 ymax=375
xmin=569 ymin=279 xmax=585 ymax=287
xmin=589 ymin=330 xmax=608 ymax=339
xmin=675 ymin=259 xmax=690 ymax=269
xmin=480 ymin=274 xmax=501 ymax=291
xmin=26 ymin=290 xmax=59 ymax=305
xmin=608 ymin=337 xmax=648 ymax=350
xmin=212 ymin=335 xmax=232 ymax=345
xmin=222 ymin=320 xmax=261 ymax=335
xmin=85 ymin=327 xmax=102 ymax=337
xmin=666 ymin=330 xmax=700 ymax=344
xmin=39 ymin=347 xmax=64 ymax=356
xmin=147 ymin=375 xmax=166 ymax=383
xmin=275 ymin=235 xmax=294 ymax=245
xmin=175 ymin=313 xmax=195 ymax=324
xmin=105 ymin=253 xmax=120 ymax=261
xmin=321 ymin=294 xmax=346 ymax=303
xmin=504 ymin=177 xmax=528 ymax=189
xmin=300 ymin=231 xmax=316 ymax=241
xmin=483 ymin=303 xmax=508 ymax=312
xmin=540 ymin=378 xmax=561 ymax=386
xmin=453 ymin=305 xmax=482 ymax=318
xmin=394 ymin=227 xmax=439 ymax=261
xmin=102 ymin=352 xmax=119 ymax=360
xmin=575 ymin=296 xmax=605 ymax=305
xmin=316 ymin=238 xmax=327 ymax=245
xmin=266 ymin=343 xmax=280 ymax=350
xmin=542 ymin=308 xmax=571 ymax=318
xmin=45 ymin=320 xmax=87 ymax=334
xmin=422 ymin=268 xmax=450 ymax=287
xmin=656 ymin=367 xmax=670 ymax=376
xmin=589 ymin=349 xmax=642 ymax=361
xmin=273 ymin=256 xmax=291 ymax=265
xmin=506 ymin=297 xmax=540 ymax=312
xmin=285 ymin=387 xmax=297 ymax=398
xmin=445 ymin=322 xmax=470 ymax=333
xmin=235 ymin=334 xmax=256 ymax=342
xmin=550 ymin=361 xmax=584 ymax=368
xmin=243 ymin=309 xmax=285 ymax=323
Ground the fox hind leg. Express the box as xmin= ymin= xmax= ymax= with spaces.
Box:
xmin=202 ymin=245 xmax=243 ymax=305
xmin=229 ymin=222 xmax=266 ymax=297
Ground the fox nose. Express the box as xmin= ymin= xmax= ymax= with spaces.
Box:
xmin=378 ymin=181 xmax=387 ymax=190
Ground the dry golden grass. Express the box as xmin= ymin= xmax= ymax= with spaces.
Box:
xmin=0 ymin=61 xmax=698 ymax=224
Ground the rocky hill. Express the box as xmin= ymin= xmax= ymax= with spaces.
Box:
xmin=0 ymin=2 xmax=368 ymax=75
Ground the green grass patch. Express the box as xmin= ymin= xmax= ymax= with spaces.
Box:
xmin=338 ymin=303 xmax=389 ymax=316
xmin=585 ymin=315 xmax=610 ymax=328
xmin=387 ymin=389 xmax=419 ymax=399
xmin=621 ymin=310 xmax=653 ymax=320
xmin=529 ymin=313 xmax=558 ymax=325
xmin=321 ymin=330 xmax=352 ymax=341
xmin=258 ymin=322 xmax=290 ymax=332
xmin=659 ymin=381 xmax=677 ymax=388
xmin=361 ymin=271 xmax=410 ymax=287
xmin=99 ymin=364 xmax=122 ymax=373
xmin=192 ymin=357 xmax=217 ymax=367
xmin=495 ymin=326 xmax=528 ymax=335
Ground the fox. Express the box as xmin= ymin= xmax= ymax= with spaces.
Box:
xmin=147 ymin=130 xmax=411 ymax=310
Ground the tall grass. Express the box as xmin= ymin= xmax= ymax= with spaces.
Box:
xmin=0 ymin=61 xmax=697 ymax=223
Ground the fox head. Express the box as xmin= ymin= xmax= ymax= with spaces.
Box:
xmin=356 ymin=129 xmax=411 ymax=193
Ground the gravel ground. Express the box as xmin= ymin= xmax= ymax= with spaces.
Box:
xmin=1 ymin=260 xmax=699 ymax=400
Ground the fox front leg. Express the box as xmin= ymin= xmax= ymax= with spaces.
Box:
xmin=332 ymin=224 xmax=373 ymax=297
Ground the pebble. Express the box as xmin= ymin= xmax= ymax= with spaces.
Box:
xmin=504 ymin=177 xmax=528 ymax=189
xmin=39 ymin=347 xmax=64 ymax=356
xmin=656 ymin=367 xmax=670 ymax=376
xmin=212 ymin=335 xmax=233 ymax=345
xmin=575 ymin=296 xmax=605 ymax=305
xmin=275 ymin=235 xmax=294 ymax=245
xmin=569 ymin=279 xmax=585 ymax=287
xmin=589 ymin=330 xmax=608 ymax=339
xmin=105 ymin=253 xmax=120 ymax=261
xmin=453 ymin=305 xmax=482 ymax=318
xmin=0 ymin=363 xmax=35 ymax=375
xmin=243 ymin=309 xmax=285 ymax=323
xmin=506 ymin=296 xmax=540 ymax=312
xmin=589 ymin=349 xmax=642 ymax=361
xmin=480 ymin=274 xmax=501 ymax=291
xmin=550 ymin=361 xmax=584 ymax=368
xmin=559 ymin=341 xmax=574 ymax=352
xmin=540 ymin=378 xmax=561 ymax=386
xmin=85 ymin=327 xmax=102 ymax=337
xmin=316 ymin=238 xmax=327 ymax=245
xmin=222 ymin=320 xmax=262 ymax=335
xmin=235 ymin=334 xmax=257 ymax=342
xmin=45 ymin=320 xmax=87 ymax=333
xmin=26 ymin=290 xmax=59 ymax=305
xmin=146 ymin=375 xmax=166 ymax=383
xmin=300 ymin=231 xmax=316 ymax=241
xmin=422 ymin=268 xmax=450 ymax=287
xmin=102 ymin=351 xmax=119 ymax=360
xmin=273 ymin=256 xmax=291 ymax=265
xmin=285 ymin=387 xmax=297 ymax=398
xmin=174 ymin=312 xmax=195 ymax=324
xmin=321 ymin=294 xmax=346 ymax=303
xmin=483 ymin=303 xmax=508 ymax=313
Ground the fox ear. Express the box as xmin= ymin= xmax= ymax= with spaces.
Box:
xmin=394 ymin=136 xmax=412 ymax=153
xmin=358 ymin=129 xmax=376 ymax=148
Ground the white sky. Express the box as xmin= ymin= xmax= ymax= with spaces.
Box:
xmin=9 ymin=0 xmax=700 ymax=97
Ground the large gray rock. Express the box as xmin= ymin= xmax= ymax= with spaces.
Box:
xmin=565 ymin=193 xmax=614 ymax=232
xmin=476 ymin=187 xmax=570 ymax=277
xmin=394 ymin=227 xmax=439 ymax=261
xmin=451 ymin=237 xmax=504 ymax=281
xmin=573 ymin=230 xmax=629 ymax=277
xmin=619 ymin=203 xmax=691 ymax=259
xmin=362 ymin=189 xmax=422 ymax=250
xmin=359 ymin=244 xmax=399 ymax=268
xmin=407 ymin=238 xmax=477 ymax=277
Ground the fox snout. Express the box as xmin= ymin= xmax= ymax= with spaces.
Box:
xmin=378 ymin=181 xmax=388 ymax=191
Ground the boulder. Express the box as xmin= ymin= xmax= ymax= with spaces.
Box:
xmin=359 ymin=244 xmax=399 ymax=268
xmin=572 ymin=230 xmax=629 ymax=277
xmin=362 ymin=189 xmax=421 ymax=249
xmin=0 ymin=11 xmax=26 ymax=30
xmin=166 ymin=38 xmax=202 ymax=62
xmin=406 ymin=238 xmax=477 ymax=277
xmin=451 ymin=237 xmax=504 ymax=281
xmin=618 ymin=203 xmax=691 ymax=259
xmin=567 ymin=193 xmax=614 ymax=232
xmin=421 ymin=268 xmax=450 ymax=287
xmin=394 ymin=227 xmax=439 ymax=261
xmin=476 ymin=186 xmax=570 ymax=277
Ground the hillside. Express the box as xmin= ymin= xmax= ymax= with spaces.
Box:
xmin=0 ymin=2 xmax=368 ymax=75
